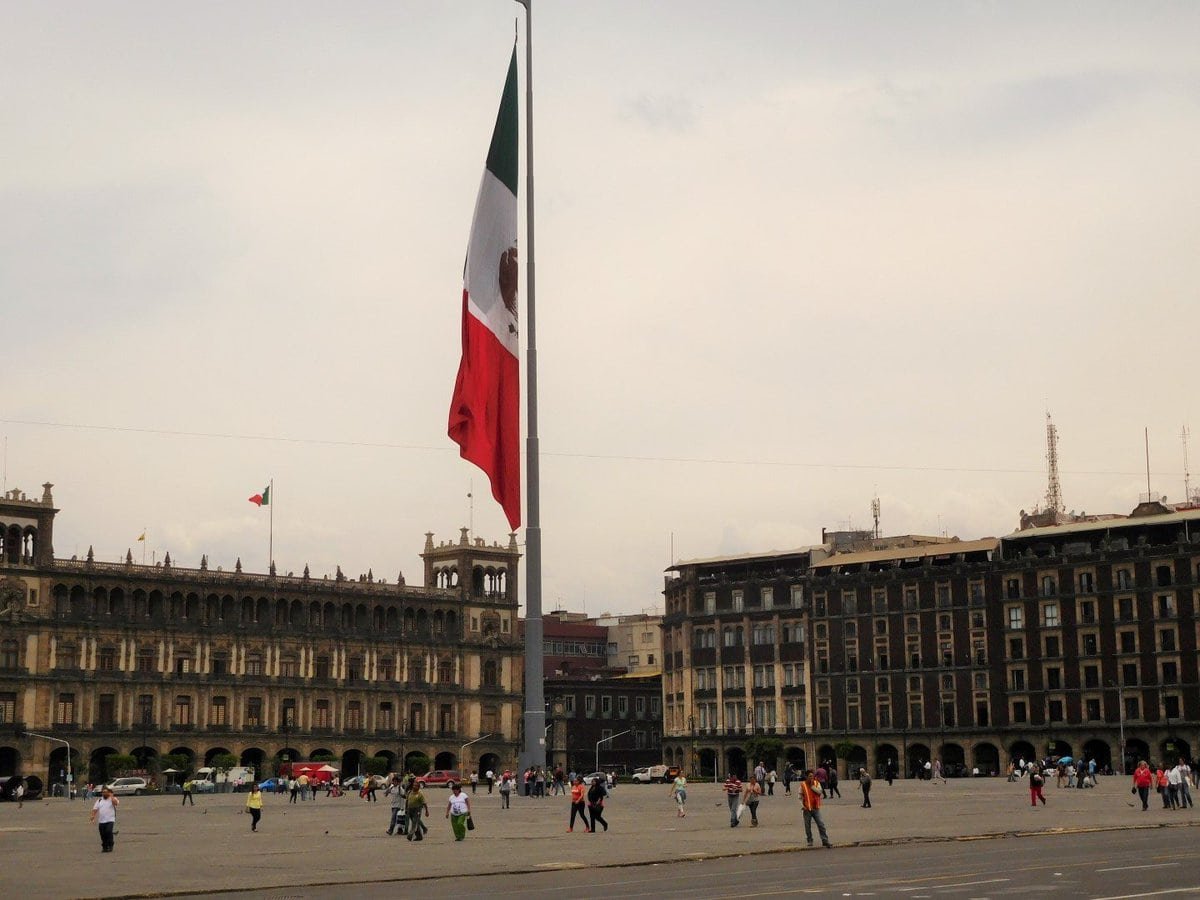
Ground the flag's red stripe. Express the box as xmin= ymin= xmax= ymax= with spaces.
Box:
xmin=448 ymin=290 xmax=521 ymax=529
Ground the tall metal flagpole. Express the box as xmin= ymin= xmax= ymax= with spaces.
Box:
xmin=269 ymin=478 xmax=274 ymax=572
xmin=516 ymin=0 xmax=545 ymax=776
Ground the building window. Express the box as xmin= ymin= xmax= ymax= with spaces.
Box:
xmin=1008 ymin=637 xmax=1024 ymax=660
xmin=1164 ymin=695 xmax=1181 ymax=719
xmin=1122 ymin=662 xmax=1139 ymax=685
xmin=650 ymin=696 xmax=661 ymax=716
xmin=704 ymin=592 xmax=716 ymax=614
xmin=1081 ymin=633 xmax=1098 ymax=656
xmin=873 ymin=588 xmax=888 ymax=614
xmin=1078 ymin=572 xmax=1095 ymax=594
xmin=1011 ymin=669 xmax=1026 ymax=691
xmin=908 ymin=703 xmax=922 ymax=729
xmin=1007 ymin=606 xmax=1023 ymax=630
xmin=315 ymin=656 xmax=331 ymax=679
xmin=1046 ymin=667 xmax=1062 ymax=690
xmin=1040 ymin=575 xmax=1056 ymax=597
xmin=279 ymin=656 xmax=298 ymax=678
xmin=935 ymin=584 xmax=951 ymax=608
xmin=1157 ymin=595 xmax=1176 ymax=617
xmin=618 ymin=696 xmax=629 ymax=717
xmin=1116 ymin=569 xmax=1132 ymax=590
xmin=437 ymin=659 xmax=453 ymax=684
xmin=1047 ymin=699 xmax=1064 ymax=722
xmin=99 ymin=647 xmax=117 ymax=671
xmin=732 ymin=590 xmax=744 ymax=612
xmin=1119 ymin=631 xmax=1136 ymax=654
xmin=1124 ymin=696 xmax=1140 ymax=720
xmin=0 ymin=640 xmax=18 ymax=669
xmin=56 ymin=692 xmax=76 ymax=725
xmin=1012 ymin=700 xmax=1027 ymax=723
xmin=174 ymin=695 xmax=192 ymax=726
xmin=1162 ymin=661 xmax=1179 ymax=685
xmin=1005 ymin=578 xmax=1021 ymax=600
xmin=1085 ymin=697 xmax=1102 ymax=720
xmin=585 ymin=695 xmax=596 ymax=717
xmin=97 ymin=694 xmax=115 ymax=727
xmin=1044 ymin=635 xmax=1060 ymax=657
xmin=761 ymin=586 xmax=775 ymax=609
xmin=346 ymin=701 xmax=362 ymax=729
xmin=314 ymin=700 xmax=331 ymax=728
xmin=212 ymin=652 xmax=229 ymax=676
xmin=1041 ymin=602 xmax=1060 ymax=628
xmin=903 ymin=587 xmax=918 ymax=610
xmin=0 ymin=692 xmax=16 ymax=724
xmin=601 ymin=695 xmax=612 ymax=717
xmin=791 ymin=585 xmax=804 ymax=608
xmin=968 ymin=582 xmax=985 ymax=605
xmin=842 ymin=590 xmax=858 ymax=615
xmin=1118 ymin=597 xmax=1135 ymax=620
xmin=635 ymin=696 xmax=645 ymax=716
xmin=752 ymin=624 xmax=775 ymax=645
xmin=753 ymin=665 xmax=775 ymax=689
xmin=1160 ymin=629 xmax=1177 ymax=652
xmin=211 ymin=696 xmax=227 ymax=726
xmin=175 ymin=652 xmax=193 ymax=675
xmin=1083 ymin=665 xmax=1100 ymax=688
xmin=246 ymin=697 xmax=263 ymax=727
xmin=563 ymin=695 xmax=576 ymax=714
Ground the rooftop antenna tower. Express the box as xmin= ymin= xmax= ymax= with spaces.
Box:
xmin=1184 ymin=426 xmax=1194 ymax=503
xmin=871 ymin=494 xmax=881 ymax=540
xmin=1044 ymin=412 xmax=1065 ymax=516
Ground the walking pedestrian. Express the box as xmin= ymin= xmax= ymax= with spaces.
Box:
xmin=932 ymin=759 xmax=946 ymax=784
xmin=1029 ymin=767 xmax=1046 ymax=807
xmin=741 ymin=775 xmax=763 ymax=826
xmin=587 ymin=776 xmax=609 ymax=832
xmin=486 ymin=769 xmax=495 ymax=794
xmin=885 ymin=759 xmax=897 ymax=786
xmin=827 ymin=765 xmax=841 ymax=798
xmin=767 ymin=769 xmax=777 ymax=796
xmin=499 ymin=772 xmax=512 ymax=809
xmin=470 ymin=771 xmax=478 ymax=794
xmin=568 ymin=776 xmax=590 ymax=833
xmin=14 ymin=780 xmax=25 ymax=809
xmin=245 ymin=783 xmax=263 ymax=831
xmin=385 ymin=776 xmax=407 ymax=835
xmin=782 ymin=765 xmax=793 ymax=795
xmin=446 ymin=782 xmax=471 ymax=841
xmin=670 ymin=772 xmax=687 ymax=817
xmin=723 ymin=771 xmax=744 ymax=827
xmin=181 ymin=779 xmax=195 ymax=806
xmin=288 ymin=777 xmax=298 ymax=804
xmin=1178 ymin=761 xmax=1194 ymax=808
xmin=1132 ymin=760 xmax=1153 ymax=811
xmin=90 ymin=786 xmax=119 ymax=852
xmin=799 ymin=770 xmax=832 ymax=848
xmin=405 ymin=781 xmax=428 ymax=841
xmin=859 ymin=768 xmax=872 ymax=808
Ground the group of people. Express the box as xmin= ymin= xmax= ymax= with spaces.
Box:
xmin=567 ymin=775 xmax=610 ymax=832
xmin=1130 ymin=760 xmax=1196 ymax=811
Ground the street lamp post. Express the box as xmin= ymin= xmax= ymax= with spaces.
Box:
xmin=1109 ymin=680 xmax=1126 ymax=775
xmin=596 ymin=730 xmax=632 ymax=775
xmin=461 ymin=733 xmax=494 ymax=780
xmin=18 ymin=729 xmax=74 ymax=800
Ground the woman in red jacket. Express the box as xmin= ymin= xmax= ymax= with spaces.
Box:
xmin=1132 ymin=760 xmax=1153 ymax=811
xmin=567 ymin=776 xmax=590 ymax=833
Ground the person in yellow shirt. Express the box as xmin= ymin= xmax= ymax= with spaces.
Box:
xmin=245 ymin=782 xmax=263 ymax=832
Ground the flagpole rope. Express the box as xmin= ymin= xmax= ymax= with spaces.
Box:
xmin=0 ymin=417 xmax=1157 ymax=478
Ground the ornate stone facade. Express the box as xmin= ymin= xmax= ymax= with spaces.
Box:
xmin=0 ymin=486 xmax=522 ymax=787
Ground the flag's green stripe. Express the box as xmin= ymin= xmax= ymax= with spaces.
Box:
xmin=485 ymin=49 xmax=519 ymax=197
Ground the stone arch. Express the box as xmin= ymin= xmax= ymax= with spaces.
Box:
xmin=241 ymin=597 xmax=255 ymax=624
xmin=1048 ymin=739 xmax=1072 ymax=760
xmin=1125 ymin=738 xmax=1150 ymax=771
xmin=785 ymin=746 xmax=807 ymax=772
xmin=169 ymin=746 xmax=196 ymax=772
xmin=698 ymin=747 xmax=717 ymax=778
xmin=132 ymin=745 xmax=159 ymax=773
xmin=241 ymin=747 xmax=266 ymax=776
xmin=725 ymin=747 xmax=747 ymax=779
xmin=47 ymin=745 xmax=82 ymax=793
xmin=472 ymin=566 xmax=484 ymax=597
xmin=132 ymin=589 xmax=147 ymax=619
xmin=289 ymin=599 xmax=304 ymax=627
xmin=874 ymin=743 xmax=899 ymax=778
xmin=373 ymin=605 xmax=385 ymax=630
xmin=0 ymin=745 xmax=19 ymax=778
xmin=404 ymin=608 xmax=415 ymax=632
xmin=846 ymin=744 xmax=868 ymax=776
xmin=220 ymin=594 xmax=235 ymax=622
xmin=256 ymin=597 xmax=270 ymax=624
xmin=204 ymin=746 xmax=232 ymax=766
xmin=374 ymin=750 xmax=397 ymax=774
xmin=1082 ymin=738 xmax=1112 ymax=772
xmin=1009 ymin=739 xmax=1037 ymax=766
xmin=416 ymin=608 xmax=430 ymax=636
xmin=1163 ymin=737 xmax=1189 ymax=767
xmin=404 ymin=751 xmax=429 ymax=775
xmin=205 ymin=593 xmax=220 ymax=622
xmin=89 ymin=746 xmax=119 ymax=784
xmin=908 ymin=743 xmax=931 ymax=779
xmin=322 ymin=602 xmax=335 ymax=628
xmin=434 ymin=751 xmax=456 ymax=770
xmin=940 ymin=742 xmax=966 ymax=775
xmin=342 ymin=748 xmax=365 ymax=776
xmin=309 ymin=601 xmax=322 ymax=626
xmin=446 ymin=610 xmax=457 ymax=634
xmin=341 ymin=603 xmax=353 ymax=628
xmin=355 ymin=604 xmax=368 ymax=629
xmin=386 ymin=607 xmax=399 ymax=631
xmin=478 ymin=752 xmax=500 ymax=777
xmin=148 ymin=590 xmax=164 ymax=621
xmin=972 ymin=742 xmax=1000 ymax=776
xmin=434 ymin=609 xmax=445 ymax=635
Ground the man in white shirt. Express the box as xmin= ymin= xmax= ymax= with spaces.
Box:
xmin=1178 ymin=762 xmax=1194 ymax=808
xmin=90 ymin=787 xmax=119 ymax=852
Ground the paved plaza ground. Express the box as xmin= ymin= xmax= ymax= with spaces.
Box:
xmin=4 ymin=776 xmax=1199 ymax=899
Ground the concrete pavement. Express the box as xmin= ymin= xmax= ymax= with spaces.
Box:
xmin=3 ymin=776 xmax=1198 ymax=898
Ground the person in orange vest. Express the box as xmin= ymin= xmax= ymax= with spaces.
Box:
xmin=798 ymin=769 xmax=832 ymax=848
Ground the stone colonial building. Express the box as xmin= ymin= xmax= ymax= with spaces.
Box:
xmin=662 ymin=504 xmax=1200 ymax=780
xmin=0 ymin=484 xmax=522 ymax=787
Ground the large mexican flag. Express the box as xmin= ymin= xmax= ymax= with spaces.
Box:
xmin=448 ymin=49 xmax=521 ymax=531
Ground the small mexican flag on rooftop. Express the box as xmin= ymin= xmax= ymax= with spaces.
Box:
xmin=248 ymin=485 xmax=270 ymax=507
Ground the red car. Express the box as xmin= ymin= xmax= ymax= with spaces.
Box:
xmin=418 ymin=769 xmax=461 ymax=788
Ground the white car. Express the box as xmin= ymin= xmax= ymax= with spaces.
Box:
xmin=106 ymin=777 xmax=149 ymax=796
xmin=581 ymin=772 xmax=609 ymax=786
xmin=632 ymin=766 xmax=668 ymax=784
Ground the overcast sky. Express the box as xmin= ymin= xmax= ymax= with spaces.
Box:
xmin=4 ymin=2 xmax=1198 ymax=616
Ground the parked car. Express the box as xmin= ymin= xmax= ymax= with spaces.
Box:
xmin=581 ymin=772 xmax=609 ymax=786
xmin=257 ymin=778 xmax=278 ymax=791
xmin=105 ymin=777 xmax=149 ymax=796
xmin=632 ymin=766 xmax=668 ymax=784
xmin=418 ymin=770 xmax=460 ymax=788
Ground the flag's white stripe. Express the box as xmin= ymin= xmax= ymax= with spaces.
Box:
xmin=464 ymin=169 xmax=518 ymax=356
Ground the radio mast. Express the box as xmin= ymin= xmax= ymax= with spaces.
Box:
xmin=1044 ymin=412 xmax=1065 ymax=516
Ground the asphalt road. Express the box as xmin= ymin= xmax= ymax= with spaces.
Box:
xmin=168 ymin=828 xmax=1200 ymax=899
